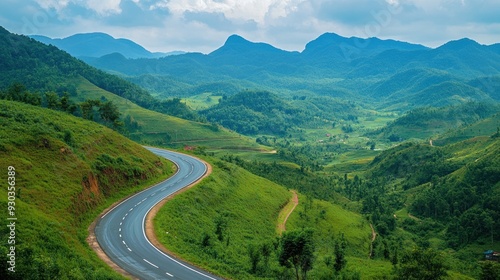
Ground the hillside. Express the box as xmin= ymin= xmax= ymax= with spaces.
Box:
xmin=154 ymin=157 xmax=372 ymax=279
xmin=0 ymin=100 xmax=174 ymax=279
xmin=154 ymin=159 xmax=291 ymax=279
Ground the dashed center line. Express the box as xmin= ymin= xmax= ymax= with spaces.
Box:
xmin=166 ymin=272 xmax=174 ymax=277
xmin=143 ymin=259 xmax=159 ymax=268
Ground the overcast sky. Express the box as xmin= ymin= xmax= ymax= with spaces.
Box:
xmin=1 ymin=0 xmax=499 ymax=53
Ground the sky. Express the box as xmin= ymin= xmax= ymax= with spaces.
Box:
xmin=1 ymin=0 xmax=499 ymax=53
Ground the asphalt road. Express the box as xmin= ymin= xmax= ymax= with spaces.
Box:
xmin=94 ymin=147 xmax=222 ymax=280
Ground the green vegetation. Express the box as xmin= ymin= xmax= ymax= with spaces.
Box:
xmin=368 ymin=103 xmax=499 ymax=142
xmin=0 ymin=100 xmax=174 ymax=279
xmin=154 ymin=158 xmax=291 ymax=279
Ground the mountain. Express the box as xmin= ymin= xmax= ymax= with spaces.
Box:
xmin=78 ymin=32 xmax=500 ymax=109
xmin=209 ymin=34 xmax=300 ymax=67
xmin=302 ymin=32 xmax=428 ymax=63
xmin=30 ymin=32 xmax=183 ymax=59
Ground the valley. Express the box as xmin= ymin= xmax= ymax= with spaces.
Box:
xmin=1 ymin=25 xmax=499 ymax=279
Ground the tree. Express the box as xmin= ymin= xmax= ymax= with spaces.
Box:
xmin=278 ymin=228 xmax=315 ymax=280
xmin=480 ymin=261 xmax=500 ymax=280
xmin=99 ymin=101 xmax=120 ymax=124
xmin=395 ymin=247 xmax=448 ymax=280
xmin=334 ymin=233 xmax=347 ymax=273
xmin=248 ymin=243 xmax=261 ymax=274
xmin=45 ymin=92 xmax=59 ymax=109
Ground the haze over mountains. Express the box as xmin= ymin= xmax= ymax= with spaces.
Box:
xmin=30 ymin=32 xmax=184 ymax=59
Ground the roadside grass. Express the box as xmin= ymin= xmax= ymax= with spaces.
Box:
xmin=154 ymin=158 xmax=292 ymax=279
xmin=0 ymin=100 xmax=174 ymax=279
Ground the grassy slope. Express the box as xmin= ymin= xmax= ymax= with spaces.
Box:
xmin=74 ymin=76 xmax=264 ymax=151
xmin=0 ymin=100 xmax=174 ymax=279
xmin=286 ymin=194 xmax=376 ymax=279
xmin=154 ymin=159 xmax=291 ymax=279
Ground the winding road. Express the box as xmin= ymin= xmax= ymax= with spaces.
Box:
xmin=94 ymin=147 xmax=222 ymax=280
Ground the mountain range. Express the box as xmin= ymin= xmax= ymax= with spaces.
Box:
xmin=64 ymin=32 xmax=500 ymax=110
xmin=30 ymin=32 xmax=184 ymax=59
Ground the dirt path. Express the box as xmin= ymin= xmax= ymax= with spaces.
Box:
xmin=277 ymin=190 xmax=299 ymax=235
xmin=369 ymin=223 xmax=377 ymax=258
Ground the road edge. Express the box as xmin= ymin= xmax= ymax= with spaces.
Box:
xmin=144 ymin=155 xmax=214 ymax=275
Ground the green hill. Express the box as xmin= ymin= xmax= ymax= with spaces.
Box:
xmin=154 ymin=158 xmax=372 ymax=279
xmin=201 ymin=90 xmax=309 ymax=136
xmin=0 ymin=100 xmax=174 ymax=279
xmin=367 ymin=103 xmax=499 ymax=142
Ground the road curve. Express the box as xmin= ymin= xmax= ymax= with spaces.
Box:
xmin=94 ymin=147 xmax=222 ymax=280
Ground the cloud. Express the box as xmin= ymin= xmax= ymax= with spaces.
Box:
xmin=35 ymin=0 xmax=122 ymax=15
xmin=1 ymin=0 xmax=499 ymax=52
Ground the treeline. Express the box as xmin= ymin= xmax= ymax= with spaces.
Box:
xmin=0 ymin=83 xmax=122 ymax=129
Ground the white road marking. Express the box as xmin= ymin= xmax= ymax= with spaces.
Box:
xmin=166 ymin=272 xmax=174 ymax=277
xmin=119 ymin=228 xmax=121 ymax=232
xmin=119 ymin=234 xmax=122 ymax=238
xmin=129 ymin=208 xmax=133 ymax=212
xmin=122 ymin=240 xmax=126 ymax=245
xmin=127 ymin=248 xmax=132 ymax=252
xmin=143 ymin=259 xmax=158 ymax=268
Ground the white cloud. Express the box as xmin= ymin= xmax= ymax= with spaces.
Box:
xmin=35 ymin=0 xmax=122 ymax=15
xmin=156 ymin=0 xmax=305 ymax=25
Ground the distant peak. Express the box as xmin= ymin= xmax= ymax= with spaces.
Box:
xmin=67 ymin=32 xmax=115 ymax=40
xmin=224 ymin=34 xmax=251 ymax=46
xmin=438 ymin=38 xmax=481 ymax=50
